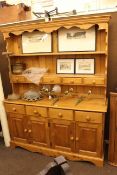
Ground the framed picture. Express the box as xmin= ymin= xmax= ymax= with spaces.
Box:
xmin=75 ymin=58 xmax=95 ymax=74
xmin=56 ymin=59 xmax=74 ymax=74
xmin=22 ymin=31 xmax=52 ymax=53
xmin=58 ymin=26 xmax=96 ymax=52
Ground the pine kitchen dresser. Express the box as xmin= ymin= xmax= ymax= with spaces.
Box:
xmin=0 ymin=14 xmax=110 ymax=166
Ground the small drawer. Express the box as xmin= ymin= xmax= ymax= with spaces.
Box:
xmin=11 ymin=75 xmax=29 ymax=83
xmin=62 ymin=77 xmax=82 ymax=85
xmin=83 ymin=77 xmax=105 ymax=85
xmin=75 ymin=111 xmax=102 ymax=123
xmin=4 ymin=103 xmax=25 ymax=114
xmin=49 ymin=108 xmax=73 ymax=120
xmin=26 ymin=106 xmax=47 ymax=117
xmin=42 ymin=76 xmax=61 ymax=84
xmin=11 ymin=75 xmax=25 ymax=83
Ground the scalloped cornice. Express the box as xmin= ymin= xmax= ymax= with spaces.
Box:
xmin=0 ymin=14 xmax=111 ymax=39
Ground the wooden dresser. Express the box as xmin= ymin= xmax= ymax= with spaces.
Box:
xmin=108 ymin=92 xmax=117 ymax=166
xmin=0 ymin=14 xmax=110 ymax=166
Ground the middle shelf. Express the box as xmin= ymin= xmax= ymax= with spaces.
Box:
xmin=9 ymin=51 xmax=107 ymax=57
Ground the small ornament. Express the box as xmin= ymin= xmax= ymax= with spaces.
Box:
xmin=69 ymin=88 xmax=74 ymax=92
xmin=88 ymin=89 xmax=92 ymax=95
xmin=52 ymin=85 xmax=61 ymax=94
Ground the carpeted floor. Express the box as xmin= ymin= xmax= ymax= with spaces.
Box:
xmin=0 ymin=137 xmax=117 ymax=175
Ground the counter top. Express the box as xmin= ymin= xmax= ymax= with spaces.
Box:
xmin=4 ymin=95 xmax=107 ymax=113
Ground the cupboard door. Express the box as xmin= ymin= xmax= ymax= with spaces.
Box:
xmin=111 ymin=96 xmax=117 ymax=164
xmin=114 ymin=98 xmax=117 ymax=163
xmin=114 ymin=131 xmax=117 ymax=163
xmin=108 ymin=94 xmax=117 ymax=164
xmin=75 ymin=122 xmax=102 ymax=157
xmin=50 ymin=119 xmax=75 ymax=152
xmin=28 ymin=116 xmax=49 ymax=147
xmin=7 ymin=113 xmax=27 ymax=143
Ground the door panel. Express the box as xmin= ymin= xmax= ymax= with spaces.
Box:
xmin=114 ymin=130 xmax=117 ymax=163
xmin=28 ymin=116 xmax=49 ymax=147
xmin=114 ymin=98 xmax=117 ymax=163
xmin=50 ymin=119 xmax=75 ymax=152
xmin=76 ymin=122 xmax=102 ymax=157
xmin=7 ymin=113 xmax=27 ymax=143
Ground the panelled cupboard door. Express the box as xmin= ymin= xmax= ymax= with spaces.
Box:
xmin=50 ymin=119 xmax=75 ymax=152
xmin=27 ymin=116 xmax=49 ymax=147
xmin=75 ymin=122 xmax=102 ymax=157
xmin=109 ymin=94 xmax=117 ymax=164
xmin=114 ymin=131 xmax=117 ymax=163
xmin=114 ymin=96 xmax=117 ymax=164
xmin=7 ymin=113 xmax=27 ymax=143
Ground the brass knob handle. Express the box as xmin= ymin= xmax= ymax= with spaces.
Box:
xmin=28 ymin=129 xmax=32 ymax=133
xmin=70 ymin=136 xmax=74 ymax=141
xmin=58 ymin=113 xmax=63 ymax=118
xmin=12 ymin=107 xmax=16 ymax=111
xmin=34 ymin=110 xmax=38 ymax=114
xmin=76 ymin=137 xmax=79 ymax=141
xmin=86 ymin=116 xmax=91 ymax=121
xmin=24 ymin=129 xmax=28 ymax=132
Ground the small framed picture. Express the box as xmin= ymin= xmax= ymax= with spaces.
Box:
xmin=57 ymin=58 xmax=74 ymax=74
xmin=75 ymin=58 xmax=95 ymax=74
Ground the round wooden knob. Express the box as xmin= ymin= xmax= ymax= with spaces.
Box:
xmin=34 ymin=110 xmax=38 ymax=114
xmin=24 ymin=129 xmax=28 ymax=132
xmin=70 ymin=136 xmax=74 ymax=141
xmin=50 ymin=80 xmax=54 ymax=83
xmin=86 ymin=116 xmax=91 ymax=121
xmin=58 ymin=113 xmax=63 ymax=118
xmin=70 ymin=81 xmax=74 ymax=84
xmin=92 ymin=80 xmax=96 ymax=84
xmin=76 ymin=137 xmax=79 ymax=141
xmin=12 ymin=107 xmax=16 ymax=111
xmin=28 ymin=129 xmax=32 ymax=133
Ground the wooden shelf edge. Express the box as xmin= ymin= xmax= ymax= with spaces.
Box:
xmin=9 ymin=51 xmax=107 ymax=57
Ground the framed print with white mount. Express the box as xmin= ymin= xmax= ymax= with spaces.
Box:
xmin=22 ymin=31 xmax=52 ymax=53
xmin=75 ymin=58 xmax=95 ymax=74
xmin=56 ymin=58 xmax=75 ymax=74
xmin=58 ymin=26 xmax=96 ymax=52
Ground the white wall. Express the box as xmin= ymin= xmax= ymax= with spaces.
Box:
xmin=3 ymin=0 xmax=117 ymax=11
xmin=100 ymin=0 xmax=117 ymax=9
xmin=31 ymin=0 xmax=117 ymax=13
xmin=0 ymin=74 xmax=10 ymax=147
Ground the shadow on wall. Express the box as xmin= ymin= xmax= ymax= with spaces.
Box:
xmin=0 ymin=32 xmax=12 ymax=98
